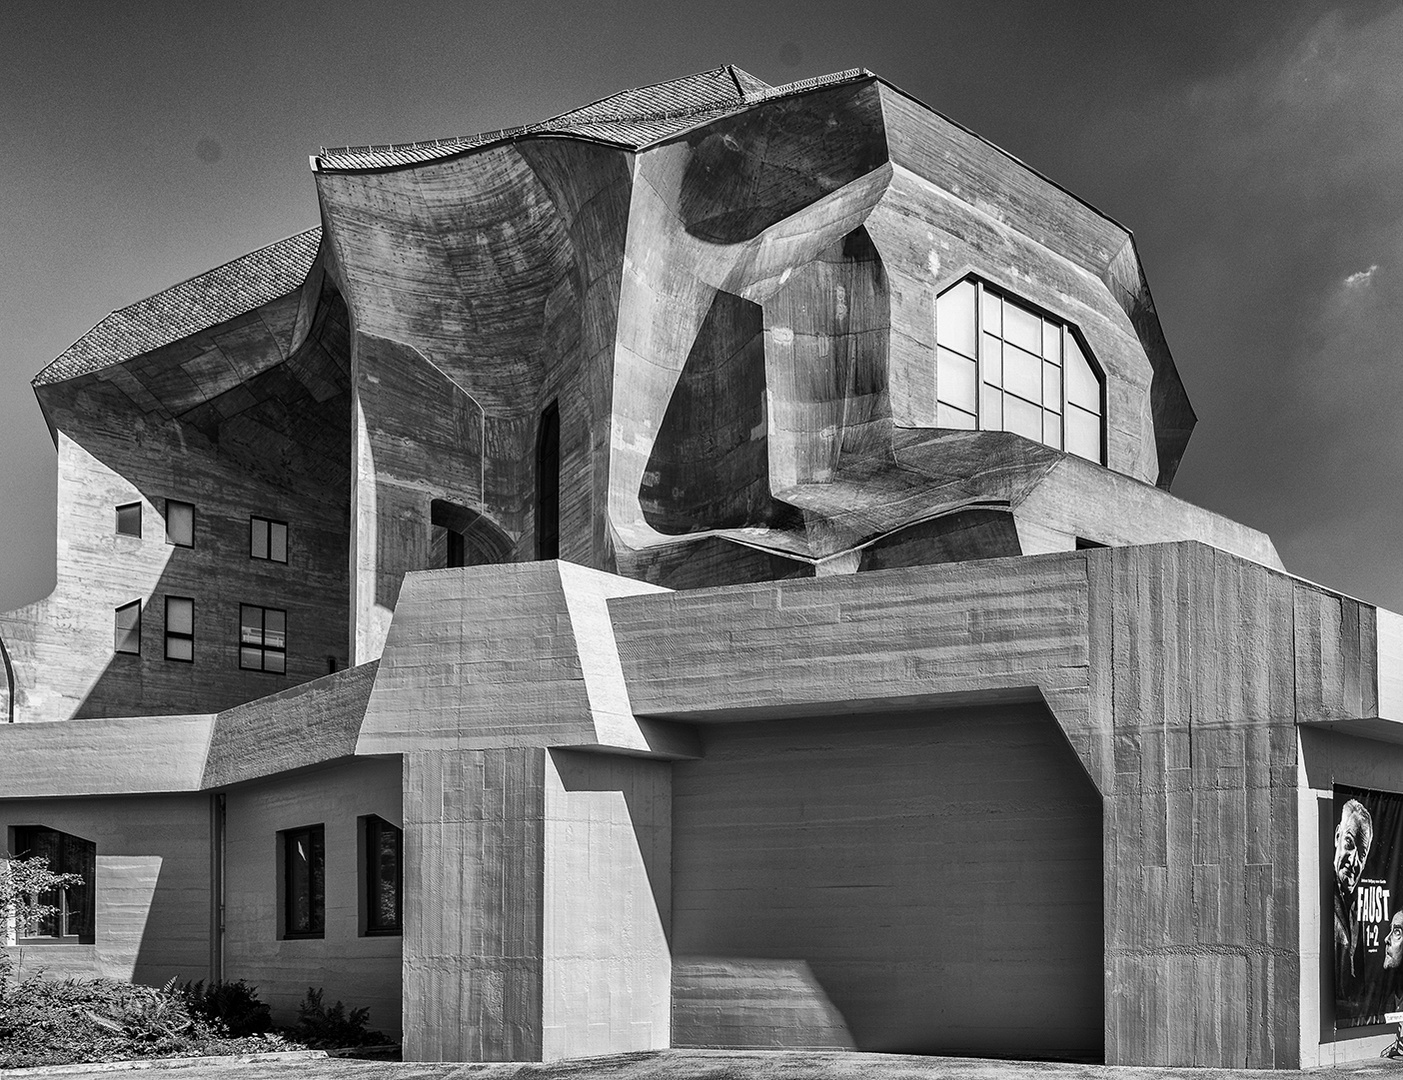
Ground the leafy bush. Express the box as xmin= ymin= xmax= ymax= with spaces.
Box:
xmin=0 ymin=975 xmax=292 ymax=1067
xmin=182 ymin=979 xmax=272 ymax=1036
xmin=294 ymin=986 xmax=387 ymax=1047
xmin=0 ymin=852 xmax=84 ymax=983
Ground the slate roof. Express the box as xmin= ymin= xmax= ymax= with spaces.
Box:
xmin=314 ymin=65 xmax=870 ymax=171
xmin=40 ymin=66 xmax=868 ymax=383
xmin=35 ymin=228 xmax=322 ymax=386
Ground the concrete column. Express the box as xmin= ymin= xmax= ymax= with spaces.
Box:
xmin=402 ymin=748 xmax=545 ymax=1062
xmin=542 ymin=749 xmax=671 ymax=1059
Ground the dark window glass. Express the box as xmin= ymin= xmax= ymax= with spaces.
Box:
xmin=165 ymin=596 xmax=194 ymax=662
xmin=250 ymin=517 xmax=288 ymax=563
xmin=165 ymin=501 xmax=195 ymax=547
xmin=13 ymin=826 xmax=96 ymax=944
xmin=116 ymin=503 xmax=141 ymax=538
xmin=446 ymin=530 xmax=465 ymax=568
xmin=536 ymin=402 xmax=560 ymax=560
xmin=114 ymin=601 xmax=141 ymax=655
xmin=364 ymin=817 xmax=402 ymax=935
xmin=239 ymin=604 xmax=287 ymax=673
xmin=282 ymin=824 xmax=324 ymax=938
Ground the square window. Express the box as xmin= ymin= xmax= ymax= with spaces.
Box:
xmin=250 ymin=517 xmax=288 ymax=563
xmin=165 ymin=596 xmax=194 ymax=662
xmin=240 ymin=604 xmax=287 ymax=673
xmin=114 ymin=600 xmax=141 ymax=655
xmin=362 ymin=816 xmax=402 ymax=936
xmin=281 ymin=824 xmax=324 ymax=939
xmin=116 ymin=503 xmax=141 ymax=538
xmin=165 ymin=501 xmax=195 ymax=547
xmin=13 ymin=826 xmax=96 ymax=943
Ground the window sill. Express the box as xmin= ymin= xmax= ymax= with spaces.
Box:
xmin=362 ymin=928 xmax=402 ymax=938
xmin=281 ymin=933 xmax=325 ymax=941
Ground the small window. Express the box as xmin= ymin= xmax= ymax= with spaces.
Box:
xmin=281 ymin=824 xmax=324 ymax=939
xmin=116 ymin=502 xmax=141 ymax=538
xmin=363 ymin=816 xmax=402 ymax=936
xmin=240 ymin=604 xmax=286 ymax=673
xmin=165 ymin=500 xmax=195 ymax=547
xmin=12 ymin=826 xmax=97 ymax=944
xmin=165 ymin=596 xmax=194 ymax=662
xmin=114 ymin=600 xmax=141 ymax=655
xmin=250 ymin=517 xmax=288 ymax=563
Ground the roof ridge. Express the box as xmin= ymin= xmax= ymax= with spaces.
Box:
xmin=314 ymin=67 xmax=872 ymax=171
xmin=35 ymin=227 xmax=323 ymax=386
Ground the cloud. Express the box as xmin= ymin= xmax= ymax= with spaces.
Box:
xmin=1344 ymin=264 xmax=1379 ymax=288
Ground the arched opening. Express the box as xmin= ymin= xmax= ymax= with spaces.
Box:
xmin=429 ymin=500 xmax=512 ymax=569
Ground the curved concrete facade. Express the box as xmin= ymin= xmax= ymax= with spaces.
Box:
xmin=0 ymin=66 xmax=1394 ymax=1068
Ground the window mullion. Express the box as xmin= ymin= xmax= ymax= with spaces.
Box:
xmin=973 ymin=281 xmax=983 ymax=429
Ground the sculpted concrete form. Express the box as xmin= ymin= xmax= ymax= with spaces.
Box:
xmin=0 ymin=66 xmax=1390 ymax=1069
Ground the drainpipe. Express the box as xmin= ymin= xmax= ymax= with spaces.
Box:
xmin=210 ymin=793 xmax=225 ymax=982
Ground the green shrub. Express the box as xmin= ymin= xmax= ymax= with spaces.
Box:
xmin=294 ymin=986 xmax=386 ymax=1047
xmin=0 ymin=975 xmax=291 ymax=1067
xmin=182 ymin=979 xmax=272 ymax=1036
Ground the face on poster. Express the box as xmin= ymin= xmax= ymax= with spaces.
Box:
xmin=1334 ymin=784 xmax=1403 ymax=1027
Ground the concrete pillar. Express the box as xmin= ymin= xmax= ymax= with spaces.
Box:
xmin=542 ymin=750 xmax=671 ymax=1059
xmin=402 ymin=746 xmax=673 ymax=1062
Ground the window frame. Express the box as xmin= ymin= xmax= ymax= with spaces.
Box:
xmin=12 ymin=825 xmax=97 ymax=945
xmin=239 ymin=604 xmax=287 ymax=674
xmin=935 ymin=276 xmax=1106 ymax=464
xmin=114 ymin=600 xmax=141 ymax=655
xmin=164 ymin=595 xmax=194 ymax=663
xmin=165 ymin=500 xmax=195 ymax=548
xmin=361 ymin=816 xmax=403 ymax=937
xmin=279 ymin=824 xmax=325 ymax=940
xmin=115 ymin=502 xmax=141 ymax=538
xmin=249 ymin=516 xmax=289 ymax=564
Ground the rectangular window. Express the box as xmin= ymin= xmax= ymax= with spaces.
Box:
xmin=250 ymin=517 xmax=288 ymax=563
xmin=240 ymin=604 xmax=286 ymax=673
xmin=165 ymin=500 xmax=195 ymax=547
xmin=13 ymin=826 xmax=96 ymax=944
xmin=165 ymin=596 xmax=194 ymax=662
xmin=281 ymin=824 xmax=324 ymax=939
xmin=114 ymin=600 xmax=141 ymax=655
xmin=363 ymin=816 xmax=402 ymax=936
xmin=116 ymin=502 xmax=141 ymax=538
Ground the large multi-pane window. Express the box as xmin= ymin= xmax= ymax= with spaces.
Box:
xmin=239 ymin=605 xmax=286 ymax=673
xmin=363 ymin=816 xmax=402 ymax=936
xmin=12 ymin=826 xmax=97 ymax=943
xmin=935 ymin=278 xmax=1104 ymax=462
xmin=281 ymin=824 xmax=324 ymax=939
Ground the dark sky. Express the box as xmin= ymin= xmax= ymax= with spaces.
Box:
xmin=4 ymin=0 xmax=1402 ymax=610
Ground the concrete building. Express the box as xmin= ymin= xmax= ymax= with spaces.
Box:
xmin=1 ymin=65 xmax=1400 ymax=1068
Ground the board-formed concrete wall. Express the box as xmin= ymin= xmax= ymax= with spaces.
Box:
xmin=2 ymin=277 xmax=352 ymax=724
xmin=671 ymin=705 xmax=1103 ymax=1058
xmin=221 ymin=756 xmax=401 ymax=1039
xmin=1 ymin=793 xmax=212 ymax=985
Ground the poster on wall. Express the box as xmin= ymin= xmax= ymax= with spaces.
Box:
xmin=1334 ymin=784 xmax=1403 ymax=1027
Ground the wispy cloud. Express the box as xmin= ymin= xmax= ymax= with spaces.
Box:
xmin=1345 ymin=264 xmax=1380 ymax=288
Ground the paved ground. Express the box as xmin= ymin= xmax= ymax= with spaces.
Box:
xmin=12 ymin=1049 xmax=1403 ymax=1080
